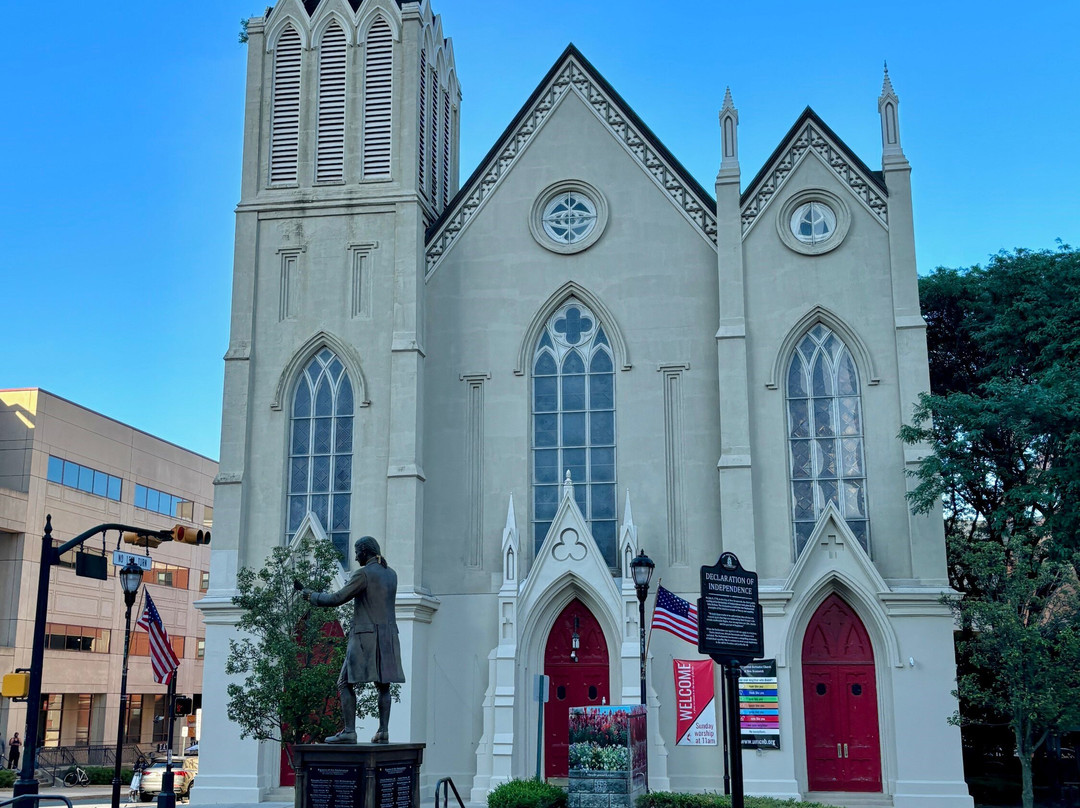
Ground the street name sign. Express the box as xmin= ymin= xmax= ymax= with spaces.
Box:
xmin=113 ymin=550 xmax=153 ymax=571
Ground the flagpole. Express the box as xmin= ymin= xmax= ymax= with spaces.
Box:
xmin=158 ymin=669 xmax=178 ymax=808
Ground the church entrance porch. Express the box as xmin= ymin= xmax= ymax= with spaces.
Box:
xmin=544 ymin=599 xmax=609 ymax=778
xmin=802 ymin=594 xmax=882 ymax=793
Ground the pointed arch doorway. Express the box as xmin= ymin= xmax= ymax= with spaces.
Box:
xmin=802 ymin=594 xmax=882 ymax=792
xmin=544 ymin=599 xmax=609 ymax=778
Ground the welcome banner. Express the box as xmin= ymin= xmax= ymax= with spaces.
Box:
xmin=673 ymin=659 xmax=717 ymax=746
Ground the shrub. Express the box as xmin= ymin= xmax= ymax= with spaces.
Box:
xmin=637 ymin=794 xmax=841 ymax=808
xmin=489 ymin=778 xmax=567 ymax=808
xmin=85 ymin=765 xmax=133 ymax=785
xmin=0 ymin=769 xmax=17 ymax=788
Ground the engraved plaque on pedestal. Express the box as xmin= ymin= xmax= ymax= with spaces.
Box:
xmin=375 ymin=763 xmax=414 ymax=808
xmin=306 ymin=764 xmax=364 ymax=808
xmin=295 ymin=744 xmax=425 ymax=808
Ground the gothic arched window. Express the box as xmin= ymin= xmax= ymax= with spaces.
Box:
xmin=532 ymin=300 xmax=617 ymax=566
xmin=287 ymin=349 xmax=354 ymax=563
xmin=787 ymin=324 xmax=868 ymax=553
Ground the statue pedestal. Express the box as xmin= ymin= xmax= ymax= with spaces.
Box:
xmin=294 ymin=744 xmax=425 ymax=808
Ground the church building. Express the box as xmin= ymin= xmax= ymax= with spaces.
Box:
xmin=195 ymin=1 xmax=972 ymax=806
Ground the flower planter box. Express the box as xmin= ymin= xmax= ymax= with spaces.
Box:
xmin=567 ymin=705 xmax=647 ymax=808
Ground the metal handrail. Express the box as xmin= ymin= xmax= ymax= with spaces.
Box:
xmin=0 ymin=796 xmax=75 ymax=808
xmin=434 ymin=777 xmax=466 ymax=808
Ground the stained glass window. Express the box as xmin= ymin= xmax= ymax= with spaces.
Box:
xmin=790 ymin=202 xmax=836 ymax=245
xmin=542 ymin=192 xmax=597 ymax=245
xmin=287 ymin=349 xmax=353 ymax=564
xmin=532 ymin=300 xmax=617 ymax=566
xmin=787 ymin=324 xmax=868 ymax=553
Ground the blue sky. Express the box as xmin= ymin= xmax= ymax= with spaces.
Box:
xmin=2 ymin=0 xmax=1077 ymax=460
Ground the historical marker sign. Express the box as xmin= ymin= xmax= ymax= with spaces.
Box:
xmin=697 ymin=551 xmax=763 ymax=664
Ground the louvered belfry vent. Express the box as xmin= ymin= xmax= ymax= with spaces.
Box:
xmin=270 ymin=26 xmax=303 ymax=185
xmin=441 ymin=88 xmax=451 ymax=206
xmin=316 ymin=23 xmax=347 ymax=183
xmin=363 ymin=19 xmax=393 ymax=179
xmin=418 ymin=50 xmax=427 ymax=192
xmin=429 ymin=66 xmax=439 ymax=202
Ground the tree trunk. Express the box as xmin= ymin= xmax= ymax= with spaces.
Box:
xmin=1018 ymin=753 xmax=1035 ymax=808
xmin=1015 ymin=720 xmax=1035 ymax=808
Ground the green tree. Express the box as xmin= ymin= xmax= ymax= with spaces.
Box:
xmin=901 ymin=245 xmax=1080 ymax=808
xmin=224 ymin=535 xmax=384 ymax=768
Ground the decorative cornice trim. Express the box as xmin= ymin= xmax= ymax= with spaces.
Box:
xmin=193 ymin=594 xmax=245 ymax=625
xmin=387 ymin=463 xmax=426 ymax=481
xmin=741 ymin=109 xmax=888 ymax=237
xmin=425 ymin=48 xmax=717 ymax=275
xmin=396 ymin=592 xmax=441 ymax=623
xmin=224 ymin=342 xmax=251 ymax=361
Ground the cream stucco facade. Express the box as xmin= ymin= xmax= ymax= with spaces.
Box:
xmin=196 ymin=2 xmax=972 ymax=806
xmin=0 ymin=389 xmax=214 ymax=758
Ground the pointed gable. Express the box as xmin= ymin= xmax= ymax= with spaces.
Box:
xmin=425 ymin=44 xmax=718 ymax=275
xmin=740 ymin=107 xmax=889 ymax=238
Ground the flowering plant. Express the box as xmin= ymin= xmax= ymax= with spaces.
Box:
xmin=568 ymin=706 xmax=630 ymax=746
xmin=568 ymin=741 xmax=630 ymax=771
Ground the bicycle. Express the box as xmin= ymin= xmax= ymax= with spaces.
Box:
xmin=63 ymin=765 xmax=90 ymax=787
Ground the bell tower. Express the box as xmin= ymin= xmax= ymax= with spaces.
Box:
xmin=239 ymin=0 xmax=460 ymax=214
xmin=198 ymin=1 xmax=458 ymax=800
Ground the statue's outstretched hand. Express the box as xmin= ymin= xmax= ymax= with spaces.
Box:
xmin=301 ymin=589 xmax=312 ymax=602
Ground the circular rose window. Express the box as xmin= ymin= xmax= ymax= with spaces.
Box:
xmin=530 ymin=180 xmax=609 ymax=254
xmin=776 ymin=189 xmax=851 ymax=256
xmin=542 ymin=192 xmax=597 ymax=245
xmin=790 ymin=202 xmax=836 ymax=244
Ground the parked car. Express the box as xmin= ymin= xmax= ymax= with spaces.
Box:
xmin=138 ymin=759 xmax=195 ymax=802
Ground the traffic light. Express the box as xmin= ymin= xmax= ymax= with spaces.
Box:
xmin=173 ymin=695 xmax=193 ymax=717
xmin=2 ymin=672 xmax=30 ymax=699
xmin=171 ymin=525 xmax=211 ymax=546
xmin=122 ymin=531 xmax=163 ymax=549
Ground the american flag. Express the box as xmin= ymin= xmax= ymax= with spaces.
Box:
xmin=136 ymin=591 xmax=180 ymax=684
xmin=651 ymin=585 xmax=699 ymax=645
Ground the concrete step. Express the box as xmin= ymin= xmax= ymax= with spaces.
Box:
xmin=805 ymin=792 xmax=893 ymax=808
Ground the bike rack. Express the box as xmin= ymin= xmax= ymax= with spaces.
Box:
xmin=0 ymin=796 xmax=75 ymax=808
xmin=433 ymin=777 xmax=466 ymax=808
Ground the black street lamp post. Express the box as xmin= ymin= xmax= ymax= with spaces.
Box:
xmin=112 ymin=560 xmax=144 ymax=808
xmin=12 ymin=517 xmax=170 ymax=802
xmin=630 ymin=550 xmax=655 ymax=705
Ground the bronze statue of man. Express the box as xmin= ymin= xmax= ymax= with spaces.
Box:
xmin=302 ymin=536 xmax=404 ymax=744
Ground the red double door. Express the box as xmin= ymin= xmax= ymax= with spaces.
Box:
xmin=802 ymin=594 xmax=882 ymax=792
xmin=544 ymin=600 xmax=609 ymax=777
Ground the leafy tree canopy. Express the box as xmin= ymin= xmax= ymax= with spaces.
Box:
xmin=224 ymin=534 xmax=386 ymax=766
xmin=901 ymin=244 xmax=1080 ymax=808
